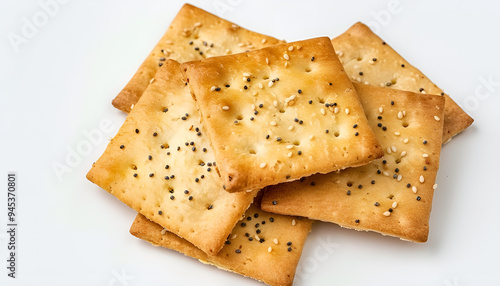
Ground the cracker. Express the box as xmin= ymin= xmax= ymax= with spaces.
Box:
xmin=181 ymin=37 xmax=384 ymax=193
xmin=112 ymin=3 xmax=284 ymax=113
xmin=331 ymin=22 xmax=473 ymax=143
xmin=261 ymin=83 xmax=445 ymax=242
xmin=87 ymin=60 xmax=258 ymax=255
xmin=130 ymin=203 xmax=313 ymax=286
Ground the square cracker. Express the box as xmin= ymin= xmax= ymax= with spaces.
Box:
xmin=331 ymin=22 xmax=473 ymax=143
xmin=130 ymin=203 xmax=313 ymax=286
xmin=181 ymin=37 xmax=384 ymax=193
xmin=261 ymin=83 xmax=445 ymax=243
xmin=87 ymin=60 xmax=258 ymax=255
xmin=112 ymin=3 xmax=284 ymax=113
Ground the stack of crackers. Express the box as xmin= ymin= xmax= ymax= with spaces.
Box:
xmin=87 ymin=4 xmax=473 ymax=286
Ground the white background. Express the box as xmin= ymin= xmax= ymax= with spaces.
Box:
xmin=1 ymin=0 xmax=499 ymax=285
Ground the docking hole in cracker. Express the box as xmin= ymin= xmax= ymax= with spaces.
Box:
xmin=261 ymin=83 xmax=445 ymax=243
xmin=87 ymin=60 xmax=258 ymax=255
xmin=182 ymin=37 xmax=383 ymax=193
xmin=112 ymin=3 xmax=284 ymax=113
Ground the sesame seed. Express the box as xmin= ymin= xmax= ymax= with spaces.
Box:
xmin=422 ymin=154 xmax=429 ymax=158
xmin=268 ymin=81 xmax=274 ymax=87
xmin=283 ymin=53 xmax=289 ymax=60
xmin=287 ymin=145 xmax=294 ymax=149
xmin=235 ymin=249 xmax=241 ymax=254
xmin=268 ymin=247 xmax=272 ymax=253
xmin=379 ymin=107 xmax=384 ymax=113
xmin=287 ymin=152 xmax=292 ymax=158
xmin=311 ymin=56 xmax=315 ymax=61
xmin=374 ymin=202 xmax=380 ymax=206
xmin=270 ymin=121 xmax=277 ymax=126
xmin=345 ymin=108 xmax=350 ymax=115
xmin=434 ymin=116 xmax=440 ymax=121
xmin=222 ymin=106 xmax=230 ymax=111
xmin=394 ymin=131 xmax=400 ymax=136
xmin=321 ymin=108 xmax=326 ymax=115
xmin=398 ymin=111 xmax=403 ymax=119
xmin=265 ymin=58 xmax=269 ymax=64
xmin=397 ymin=175 xmax=402 ymax=181
xmin=420 ymin=175 xmax=425 ymax=183
xmin=404 ymin=138 xmax=409 ymax=144
xmin=391 ymin=146 xmax=397 ymax=152
xmin=383 ymin=211 xmax=391 ymax=216
xmin=273 ymin=238 xmax=278 ymax=244
xmin=383 ymin=171 xmax=390 ymax=176
xmin=292 ymin=219 xmax=296 ymax=226
xmin=433 ymin=184 xmax=438 ymax=190
xmin=387 ymin=147 xmax=392 ymax=154
xmin=211 ymin=86 xmax=216 ymax=91
xmin=412 ymin=186 xmax=417 ymax=193
xmin=416 ymin=196 xmax=421 ymax=201
xmin=288 ymin=247 xmax=292 ymax=252
xmin=401 ymin=151 xmax=407 ymax=157
xmin=260 ymin=163 xmax=267 ymax=168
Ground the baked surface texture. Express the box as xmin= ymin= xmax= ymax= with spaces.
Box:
xmin=331 ymin=22 xmax=473 ymax=143
xmin=112 ymin=3 xmax=284 ymax=113
xmin=130 ymin=204 xmax=313 ymax=286
xmin=182 ymin=37 xmax=383 ymax=193
xmin=262 ymin=83 xmax=445 ymax=243
xmin=87 ymin=60 xmax=257 ymax=255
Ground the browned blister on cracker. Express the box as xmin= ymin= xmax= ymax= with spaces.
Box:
xmin=130 ymin=204 xmax=313 ymax=286
xmin=182 ymin=37 xmax=383 ymax=193
xmin=112 ymin=4 xmax=284 ymax=113
xmin=87 ymin=60 xmax=258 ymax=255
xmin=262 ymin=83 xmax=445 ymax=243
xmin=331 ymin=22 xmax=473 ymax=143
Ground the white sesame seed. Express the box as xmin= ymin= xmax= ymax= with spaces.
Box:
xmin=404 ymin=138 xmax=409 ymax=144
xmin=287 ymin=152 xmax=293 ymax=158
xmin=434 ymin=116 xmax=440 ymax=121
xmin=287 ymin=145 xmax=294 ymax=149
xmin=398 ymin=111 xmax=403 ymax=119
xmin=251 ymin=104 xmax=256 ymax=110
xmin=130 ymin=104 xmax=134 ymax=110
xmin=232 ymin=234 xmax=237 ymax=239
xmin=334 ymin=107 xmax=339 ymax=113
xmin=401 ymin=151 xmax=407 ymax=157
xmin=243 ymin=72 xmax=251 ymax=77
xmin=369 ymin=60 xmax=375 ymax=65
xmin=420 ymin=175 xmax=425 ymax=183
xmin=242 ymin=77 xmax=247 ymax=82
xmin=161 ymin=228 xmax=167 ymax=235
xmin=262 ymin=38 xmax=267 ymax=44
xmin=266 ymin=58 xmax=269 ymax=64
xmin=397 ymin=175 xmax=402 ymax=181
xmin=288 ymin=46 xmax=294 ymax=51
xmin=383 ymin=171 xmax=390 ymax=176
xmin=285 ymin=62 xmax=288 ymax=68
xmin=255 ymin=234 xmax=260 ymax=241
xmin=386 ymin=147 xmax=392 ymax=154
xmin=336 ymin=50 xmax=344 ymax=57
xmin=225 ymin=49 xmax=231 ymax=54
xmin=383 ymin=211 xmax=391 ymax=216
xmin=292 ymin=219 xmax=296 ymax=226
xmin=194 ymin=22 xmax=202 ymax=27
xmin=273 ymin=100 xmax=278 ymax=107
xmin=258 ymin=82 xmax=263 ymax=89
xmin=403 ymin=111 xmax=406 ymax=116
xmin=379 ymin=107 xmax=384 ymax=113
xmin=222 ymin=106 xmax=230 ymax=111
xmin=309 ymin=134 xmax=314 ymax=140
xmin=245 ymin=190 xmax=253 ymax=193
xmin=421 ymin=90 xmax=427 ymax=94
xmin=283 ymin=53 xmax=290 ymax=60
xmin=211 ymin=86 xmax=216 ymax=91
xmin=268 ymin=81 xmax=274 ymax=87
xmin=165 ymin=40 xmax=173 ymax=44
xmin=364 ymin=81 xmax=370 ymax=85
xmin=345 ymin=108 xmax=350 ymax=115
xmin=391 ymin=146 xmax=397 ymax=152
xmin=288 ymin=125 xmax=294 ymax=131
xmin=392 ymin=202 xmax=398 ymax=208
xmin=296 ymin=45 xmax=302 ymax=50
xmin=394 ymin=131 xmax=400 ymax=136
xmin=273 ymin=238 xmax=278 ymax=244
xmin=289 ymin=94 xmax=296 ymax=101
xmin=150 ymin=78 xmax=155 ymax=84
xmin=270 ymin=121 xmax=277 ymax=126
xmin=321 ymin=108 xmax=326 ymax=115
xmin=260 ymin=163 xmax=267 ymax=168
xmin=268 ymin=247 xmax=272 ymax=253
xmin=422 ymin=154 xmax=429 ymax=158
xmin=433 ymin=184 xmax=438 ymax=190
xmin=412 ymin=186 xmax=417 ymax=193
xmin=237 ymin=43 xmax=245 ymax=47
